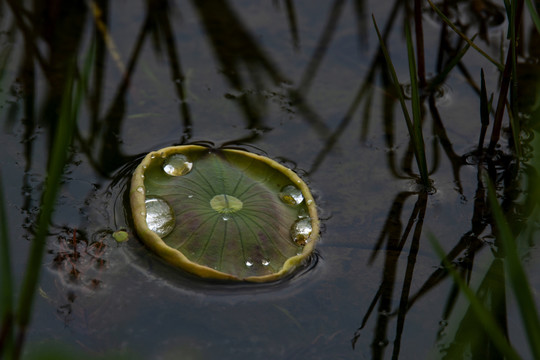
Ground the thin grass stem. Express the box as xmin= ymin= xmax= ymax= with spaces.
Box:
xmin=428 ymin=35 xmax=476 ymax=92
xmin=525 ymin=0 xmax=540 ymax=33
xmin=405 ymin=20 xmax=429 ymax=186
xmin=427 ymin=0 xmax=504 ymax=71
xmin=477 ymin=69 xmax=489 ymax=151
xmin=373 ymin=15 xmax=429 ymax=186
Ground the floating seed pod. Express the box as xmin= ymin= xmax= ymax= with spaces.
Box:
xmin=130 ymin=145 xmax=319 ymax=282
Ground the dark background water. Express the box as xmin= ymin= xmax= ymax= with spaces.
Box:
xmin=1 ymin=0 xmax=539 ymax=359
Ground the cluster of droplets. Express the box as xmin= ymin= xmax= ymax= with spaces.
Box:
xmin=278 ymin=184 xmax=313 ymax=246
xmin=141 ymin=152 xmax=194 ymax=237
xmin=245 ymin=259 xmax=271 ymax=268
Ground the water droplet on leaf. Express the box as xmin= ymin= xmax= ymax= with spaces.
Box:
xmin=279 ymin=185 xmax=304 ymax=205
xmin=245 ymin=260 xmax=253 ymax=267
xmin=145 ymin=196 xmax=175 ymax=237
xmin=291 ymin=218 xmax=312 ymax=245
xmin=210 ymin=194 xmax=243 ymax=213
xmin=163 ymin=154 xmax=193 ymax=176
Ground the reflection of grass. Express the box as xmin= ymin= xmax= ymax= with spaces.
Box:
xmin=426 ymin=3 xmax=540 ymax=358
xmin=430 ymin=234 xmax=520 ymax=359
xmin=430 ymin=177 xmax=540 ymax=359
xmin=365 ymin=0 xmax=540 ymax=358
xmin=0 ymin=59 xmax=82 ymax=358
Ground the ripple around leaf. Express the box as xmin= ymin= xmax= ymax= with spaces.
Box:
xmin=130 ymin=145 xmax=319 ymax=282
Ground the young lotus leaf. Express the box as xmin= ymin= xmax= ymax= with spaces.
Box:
xmin=130 ymin=145 xmax=319 ymax=282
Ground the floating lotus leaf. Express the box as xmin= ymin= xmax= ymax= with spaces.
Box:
xmin=130 ymin=145 xmax=319 ymax=282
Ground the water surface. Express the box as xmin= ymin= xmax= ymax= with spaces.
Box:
xmin=2 ymin=1 xmax=539 ymax=359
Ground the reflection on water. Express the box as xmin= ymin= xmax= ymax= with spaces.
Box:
xmin=1 ymin=0 xmax=540 ymax=358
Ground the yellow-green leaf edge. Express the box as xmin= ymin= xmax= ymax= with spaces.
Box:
xmin=130 ymin=145 xmax=320 ymax=283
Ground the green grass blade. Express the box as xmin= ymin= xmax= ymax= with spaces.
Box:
xmin=525 ymin=0 xmax=540 ymax=33
xmin=477 ymin=69 xmax=490 ymax=151
xmin=427 ymin=0 xmax=504 ymax=71
xmin=372 ymin=15 xmax=413 ymax=132
xmin=507 ymin=108 xmax=522 ymax=157
xmin=405 ymin=20 xmax=429 ymax=185
xmin=429 ymin=235 xmax=521 ymax=360
xmin=15 ymin=63 xmax=78 ymax=348
xmin=428 ymin=35 xmax=476 ymax=92
xmin=487 ymin=180 xmax=540 ymax=359
xmin=0 ymin=173 xmax=14 ymax=358
xmin=373 ymin=16 xmax=429 ymax=185
xmin=480 ymin=69 xmax=489 ymax=126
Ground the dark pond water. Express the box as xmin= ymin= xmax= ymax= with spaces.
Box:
xmin=2 ymin=0 xmax=540 ymax=359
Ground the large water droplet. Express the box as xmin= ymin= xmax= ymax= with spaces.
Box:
xmin=145 ymin=196 xmax=175 ymax=237
xmin=163 ymin=154 xmax=193 ymax=176
xmin=279 ymin=185 xmax=304 ymax=205
xmin=291 ymin=218 xmax=312 ymax=246
xmin=210 ymin=194 xmax=243 ymax=213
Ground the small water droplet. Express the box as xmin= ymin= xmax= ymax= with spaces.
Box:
xmin=142 ymin=165 xmax=148 ymax=169
xmin=145 ymin=196 xmax=175 ymax=237
xmin=291 ymin=218 xmax=312 ymax=246
xmin=150 ymin=154 xmax=156 ymax=159
xmin=163 ymin=154 xmax=193 ymax=176
xmin=279 ymin=185 xmax=304 ymax=205
xmin=136 ymin=186 xmax=144 ymax=193
xmin=306 ymin=199 xmax=313 ymax=205
xmin=245 ymin=260 xmax=253 ymax=267
xmin=222 ymin=215 xmax=230 ymax=221
xmin=140 ymin=211 xmax=146 ymax=216
xmin=187 ymin=194 xmax=193 ymax=198
xmin=261 ymin=259 xmax=270 ymax=266
xmin=160 ymin=152 xmax=166 ymax=158
xmin=140 ymin=174 xmax=145 ymax=179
